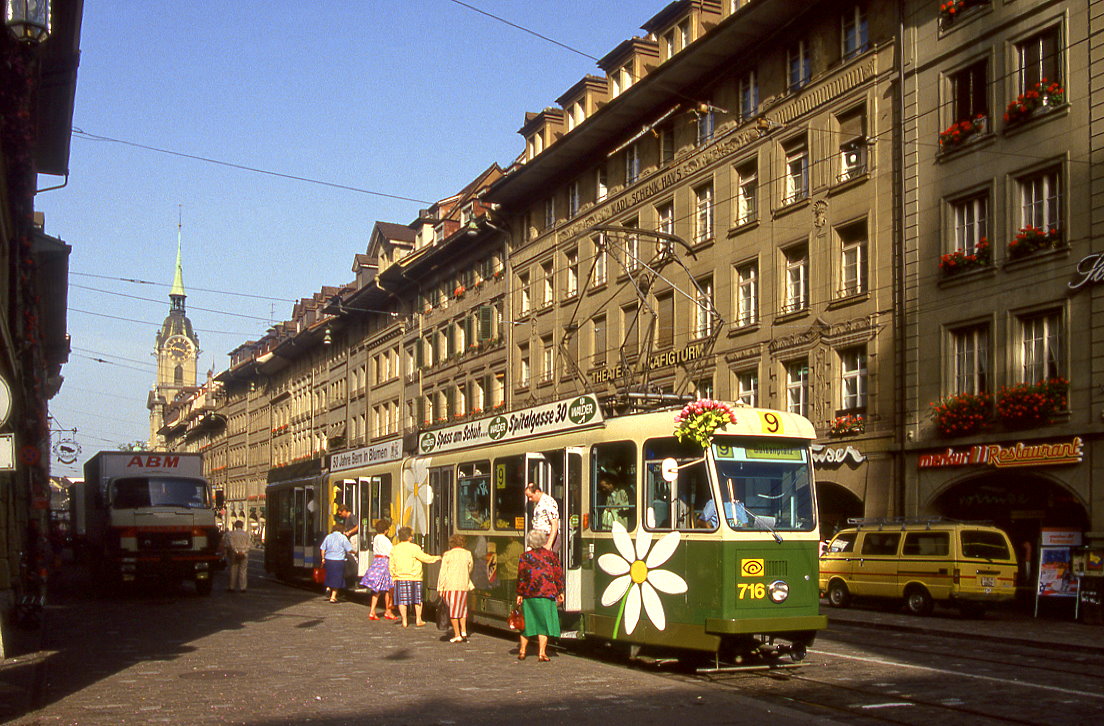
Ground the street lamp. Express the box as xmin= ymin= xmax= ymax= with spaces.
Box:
xmin=5 ymin=0 xmax=50 ymax=43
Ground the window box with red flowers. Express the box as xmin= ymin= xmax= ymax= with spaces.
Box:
xmin=995 ymin=378 xmax=1068 ymax=429
xmin=828 ymin=413 xmax=865 ymax=436
xmin=1008 ymin=225 xmax=1061 ymax=260
xmin=931 ymin=391 xmax=991 ymax=437
xmin=939 ymin=0 xmax=989 ymax=25
xmin=939 ymin=238 xmax=991 ymax=276
xmin=1004 ymin=79 xmax=1065 ymax=126
xmin=453 ymin=285 xmax=466 ymax=299
xmin=939 ymin=115 xmax=987 ymax=151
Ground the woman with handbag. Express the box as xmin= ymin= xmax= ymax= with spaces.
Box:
xmin=514 ymin=529 xmax=564 ymax=662
xmin=437 ymin=534 xmax=474 ymax=643
xmin=319 ymin=524 xmax=353 ymax=603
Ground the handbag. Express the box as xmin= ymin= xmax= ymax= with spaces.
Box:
xmin=506 ymin=603 xmax=525 ymax=631
xmin=343 ymin=552 xmax=358 ymax=581
xmin=435 ymin=595 xmax=452 ymax=630
xmin=312 ymin=566 xmax=325 ymax=584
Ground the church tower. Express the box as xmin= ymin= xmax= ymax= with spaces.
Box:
xmin=148 ymin=219 xmax=200 ymax=449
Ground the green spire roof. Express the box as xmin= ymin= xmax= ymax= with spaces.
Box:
xmin=170 ymin=221 xmax=186 ymax=299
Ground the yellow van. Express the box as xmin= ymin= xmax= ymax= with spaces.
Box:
xmin=819 ymin=518 xmax=1017 ymax=617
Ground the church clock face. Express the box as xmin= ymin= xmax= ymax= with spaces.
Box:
xmin=166 ymin=337 xmax=193 ymax=362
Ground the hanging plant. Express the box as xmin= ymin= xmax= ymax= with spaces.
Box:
xmin=995 ymin=378 xmax=1068 ymax=429
xmin=673 ymin=399 xmax=737 ymax=449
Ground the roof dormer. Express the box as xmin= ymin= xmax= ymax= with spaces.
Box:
xmin=556 ymin=75 xmax=610 ymax=133
xmin=642 ymin=1 xmax=723 ymax=64
xmin=519 ymin=107 xmax=566 ymax=162
xmin=598 ymin=37 xmax=660 ymax=99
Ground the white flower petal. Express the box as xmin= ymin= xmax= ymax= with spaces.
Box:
xmin=623 ymin=583 xmax=642 ymax=634
xmin=611 ymin=522 xmax=636 ymax=564
xmin=600 ymin=574 xmax=633 ymax=607
xmin=597 ymin=553 xmax=631 ymax=576
xmin=634 ymin=527 xmax=653 ymax=562
xmin=645 ymin=531 xmax=681 ymax=568
xmin=646 ymin=568 xmax=688 ymax=595
xmin=640 ymin=581 xmax=666 ymax=631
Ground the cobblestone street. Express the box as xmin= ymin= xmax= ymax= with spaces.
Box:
xmin=3 ymin=558 xmax=831 ymax=725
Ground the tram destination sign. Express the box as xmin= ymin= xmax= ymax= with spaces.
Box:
xmin=330 ymin=439 xmax=403 ymax=472
xmin=418 ymin=395 xmax=603 ymax=455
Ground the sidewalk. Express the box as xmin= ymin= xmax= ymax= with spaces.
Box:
xmin=823 ymin=599 xmax=1104 ymax=654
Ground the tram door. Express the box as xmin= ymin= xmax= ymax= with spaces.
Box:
xmin=333 ymin=479 xmax=360 ymax=551
xmin=426 ymin=466 xmax=453 ymax=590
xmin=293 ymin=484 xmax=318 ymax=569
xmin=523 ymin=449 xmax=583 ymax=611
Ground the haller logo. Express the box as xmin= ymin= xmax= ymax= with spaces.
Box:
xmin=568 ymin=396 xmax=597 ymax=424
xmin=487 ymin=416 xmax=508 ymax=440
xmin=419 ymin=432 xmax=436 ymax=453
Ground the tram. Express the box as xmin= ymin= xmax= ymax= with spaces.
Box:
xmin=268 ymin=395 xmax=826 ymax=660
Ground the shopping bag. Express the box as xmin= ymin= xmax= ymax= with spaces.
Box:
xmin=435 ymin=596 xmax=452 ymax=630
xmin=312 ymin=566 xmax=325 ymax=584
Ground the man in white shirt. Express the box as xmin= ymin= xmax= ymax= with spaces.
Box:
xmin=525 ymin=483 xmax=560 ymax=552
xmin=219 ymin=520 xmax=252 ymax=593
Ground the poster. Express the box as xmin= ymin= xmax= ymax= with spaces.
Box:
xmin=1037 ymin=546 xmax=1078 ymax=598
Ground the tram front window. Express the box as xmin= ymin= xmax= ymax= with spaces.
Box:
xmin=711 ymin=438 xmax=815 ymax=532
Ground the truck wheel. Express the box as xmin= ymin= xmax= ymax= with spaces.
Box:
xmin=195 ymin=578 xmax=213 ymax=596
xmin=827 ymin=580 xmax=851 ymax=608
xmin=904 ymin=586 xmax=933 ymax=616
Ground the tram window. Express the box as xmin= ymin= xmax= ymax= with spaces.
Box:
xmin=861 ymin=533 xmax=901 ymax=556
xmin=493 ymin=455 xmax=526 ymax=531
xmin=642 ymin=437 xmax=712 ymax=531
xmin=960 ymin=530 xmax=1011 ymax=560
xmin=903 ymin=532 xmax=949 ymax=557
xmin=591 ymin=441 xmax=637 ymax=531
xmin=457 ymin=461 xmax=491 ymax=530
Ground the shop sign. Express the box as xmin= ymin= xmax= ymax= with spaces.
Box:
xmin=330 ymin=439 xmax=403 ymax=472
xmin=589 ymin=343 xmax=707 ymax=384
xmin=1041 ymin=528 xmax=1082 ymax=547
xmin=1069 ymin=252 xmax=1104 ymax=289
xmin=419 ymin=394 xmax=603 ymax=455
xmin=917 ymin=436 xmax=1083 ymax=470
xmin=810 ymin=444 xmax=866 ymax=467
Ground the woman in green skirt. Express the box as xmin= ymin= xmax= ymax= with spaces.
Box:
xmin=515 ymin=529 xmax=564 ymax=661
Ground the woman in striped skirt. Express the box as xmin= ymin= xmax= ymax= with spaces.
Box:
xmin=436 ymin=534 xmax=474 ymax=642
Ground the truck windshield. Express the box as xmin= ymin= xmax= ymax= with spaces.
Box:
xmin=112 ymin=477 xmax=209 ymax=509
xmin=710 ymin=438 xmax=815 ymax=532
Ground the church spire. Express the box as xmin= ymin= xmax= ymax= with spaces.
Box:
xmin=170 ymin=208 xmax=186 ymax=313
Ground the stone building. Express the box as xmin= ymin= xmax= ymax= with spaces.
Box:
xmin=899 ymin=0 xmax=1102 ymax=561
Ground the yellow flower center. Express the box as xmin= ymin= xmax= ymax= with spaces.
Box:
xmin=630 ymin=559 xmax=649 ymax=584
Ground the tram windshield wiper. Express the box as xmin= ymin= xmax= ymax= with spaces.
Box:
xmin=749 ymin=512 xmax=783 ymax=544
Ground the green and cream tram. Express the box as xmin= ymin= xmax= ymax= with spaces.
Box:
xmin=319 ymin=395 xmax=825 ymax=660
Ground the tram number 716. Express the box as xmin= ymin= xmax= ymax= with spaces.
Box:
xmin=738 ymin=582 xmax=767 ymax=600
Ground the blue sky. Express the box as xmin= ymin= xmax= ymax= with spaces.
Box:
xmin=40 ymin=1 xmax=659 ymax=476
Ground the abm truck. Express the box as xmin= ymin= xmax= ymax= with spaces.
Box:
xmin=73 ymin=451 xmax=222 ymax=595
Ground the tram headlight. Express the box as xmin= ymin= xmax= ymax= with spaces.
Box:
xmin=768 ymin=580 xmax=790 ymax=603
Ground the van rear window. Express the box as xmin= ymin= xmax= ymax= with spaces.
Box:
xmin=903 ymin=532 xmax=949 ymax=556
xmin=961 ymin=530 xmax=1011 ymax=560
xmin=860 ymin=532 xmax=901 ymax=556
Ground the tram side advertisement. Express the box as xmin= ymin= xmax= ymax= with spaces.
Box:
xmin=419 ymin=395 xmax=603 ymax=455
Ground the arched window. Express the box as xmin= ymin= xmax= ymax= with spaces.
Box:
xmin=174 ymin=365 xmax=183 ymax=386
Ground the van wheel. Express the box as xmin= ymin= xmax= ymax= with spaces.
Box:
xmin=904 ymin=586 xmax=933 ymax=616
xmin=827 ymin=580 xmax=851 ymax=608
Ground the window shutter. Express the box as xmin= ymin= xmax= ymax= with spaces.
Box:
xmin=478 ymin=305 xmax=494 ymax=341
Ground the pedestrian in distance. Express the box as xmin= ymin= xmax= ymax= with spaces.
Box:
xmin=218 ymin=520 xmax=251 ymax=593
xmin=361 ymin=518 xmax=398 ymax=620
xmin=525 ymin=482 xmax=560 ymax=552
xmin=437 ymin=534 xmax=474 ymax=642
xmin=515 ymin=529 xmax=564 ymax=662
xmin=320 ymin=523 xmax=353 ymax=603
xmin=389 ymin=526 xmax=440 ymax=627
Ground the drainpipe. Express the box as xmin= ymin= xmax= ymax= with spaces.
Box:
xmin=893 ymin=0 xmax=908 ymax=518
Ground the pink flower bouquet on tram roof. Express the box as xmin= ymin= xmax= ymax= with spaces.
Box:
xmin=673 ymin=399 xmax=737 ymax=449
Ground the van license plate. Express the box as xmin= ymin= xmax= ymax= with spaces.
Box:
xmin=980 ymin=576 xmax=995 ymax=587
